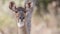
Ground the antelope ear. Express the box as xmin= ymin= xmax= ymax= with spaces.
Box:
xmin=9 ymin=1 xmax=16 ymax=11
xmin=9 ymin=1 xmax=14 ymax=10
xmin=9 ymin=3 xmax=12 ymax=10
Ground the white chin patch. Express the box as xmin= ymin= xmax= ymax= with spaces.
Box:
xmin=17 ymin=20 xmax=24 ymax=28
xmin=17 ymin=22 xmax=24 ymax=28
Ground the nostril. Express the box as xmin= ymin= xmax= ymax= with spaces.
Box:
xmin=20 ymin=16 xmax=25 ymax=19
xmin=20 ymin=17 xmax=21 ymax=19
xmin=19 ymin=16 xmax=25 ymax=22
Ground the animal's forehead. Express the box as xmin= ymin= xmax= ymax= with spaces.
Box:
xmin=17 ymin=7 xmax=25 ymax=11
xmin=17 ymin=10 xmax=24 ymax=13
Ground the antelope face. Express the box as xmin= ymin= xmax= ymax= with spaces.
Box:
xmin=9 ymin=1 xmax=26 ymax=27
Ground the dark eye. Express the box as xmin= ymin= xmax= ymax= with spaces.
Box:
xmin=15 ymin=11 xmax=18 ymax=13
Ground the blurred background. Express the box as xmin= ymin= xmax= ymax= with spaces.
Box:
xmin=0 ymin=0 xmax=60 ymax=34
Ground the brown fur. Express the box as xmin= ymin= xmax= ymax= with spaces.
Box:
xmin=9 ymin=1 xmax=26 ymax=34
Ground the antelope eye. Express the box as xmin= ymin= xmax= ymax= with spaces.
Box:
xmin=15 ymin=11 xmax=18 ymax=13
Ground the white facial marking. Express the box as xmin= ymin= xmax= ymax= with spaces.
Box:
xmin=17 ymin=20 xmax=24 ymax=28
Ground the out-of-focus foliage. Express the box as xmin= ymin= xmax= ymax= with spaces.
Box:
xmin=35 ymin=0 xmax=51 ymax=15
xmin=0 ymin=0 xmax=17 ymax=31
xmin=2 ymin=0 xmax=7 ymax=4
xmin=39 ymin=0 xmax=51 ymax=3
xmin=37 ymin=0 xmax=52 ymax=7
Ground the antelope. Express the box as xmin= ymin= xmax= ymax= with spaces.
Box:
xmin=9 ymin=1 xmax=27 ymax=34
xmin=9 ymin=1 xmax=26 ymax=28
xmin=9 ymin=1 xmax=33 ymax=34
